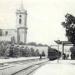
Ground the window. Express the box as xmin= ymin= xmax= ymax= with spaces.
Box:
xmin=19 ymin=18 xmax=22 ymax=24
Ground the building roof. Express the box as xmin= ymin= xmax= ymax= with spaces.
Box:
xmin=55 ymin=40 xmax=72 ymax=45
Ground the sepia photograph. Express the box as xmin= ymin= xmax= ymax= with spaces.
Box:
xmin=0 ymin=0 xmax=75 ymax=75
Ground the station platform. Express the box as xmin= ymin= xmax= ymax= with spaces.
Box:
xmin=33 ymin=60 xmax=75 ymax=75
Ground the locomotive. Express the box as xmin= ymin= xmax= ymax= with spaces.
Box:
xmin=48 ymin=47 xmax=61 ymax=60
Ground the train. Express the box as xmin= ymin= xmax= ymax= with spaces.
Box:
xmin=48 ymin=47 xmax=61 ymax=60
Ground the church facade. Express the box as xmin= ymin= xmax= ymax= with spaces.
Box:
xmin=0 ymin=3 xmax=27 ymax=44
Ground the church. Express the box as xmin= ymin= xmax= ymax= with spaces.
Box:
xmin=0 ymin=2 xmax=49 ymax=56
xmin=0 ymin=2 xmax=27 ymax=44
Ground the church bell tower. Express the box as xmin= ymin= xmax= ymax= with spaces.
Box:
xmin=16 ymin=1 xmax=27 ymax=44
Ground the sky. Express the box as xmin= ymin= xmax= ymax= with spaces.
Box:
xmin=0 ymin=0 xmax=75 ymax=45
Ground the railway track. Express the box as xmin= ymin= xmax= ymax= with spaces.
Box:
xmin=0 ymin=58 xmax=48 ymax=75
xmin=12 ymin=60 xmax=48 ymax=75
xmin=0 ymin=58 xmax=41 ymax=70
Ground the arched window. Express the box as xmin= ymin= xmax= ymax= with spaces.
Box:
xmin=19 ymin=18 xmax=22 ymax=24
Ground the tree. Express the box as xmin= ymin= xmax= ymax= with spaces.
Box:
xmin=35 ymin=49 xmax=40 ymax=56
xmin=21 ymin=47 xmax=26 ymax=57
xmin=11 ymin=36 xmax=15 ymax=44
xmin=62 ymin=13 xmax=75 ymax=44
xmin=37 ymin=43 xmax=43 ymax=46
xmin=62 ymin=13 xmax=75 ymax=59
xmin=9 ymin=45 xmax=14 ymax=57
xmin=24 ymin=47 xmax=31 ymax=57
xmin=13 ymin=46 xmax=20 ymax=57
xmin=30 ymin=48 xmax=35 ymax=56
xmin=20 ymin=47 xmax=30 ymax=57
xmin=42 ymin=51 xmax=45 ymax=56
xmin=0 ymin=42 xmax=8 ymax=56
xmin=0 ymin=29 xmax=2 ymax=36
xmin=27 ymin=42 xmax=37 ymax=46
xmin=4 ymin=47 xmax=10 ymax=57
